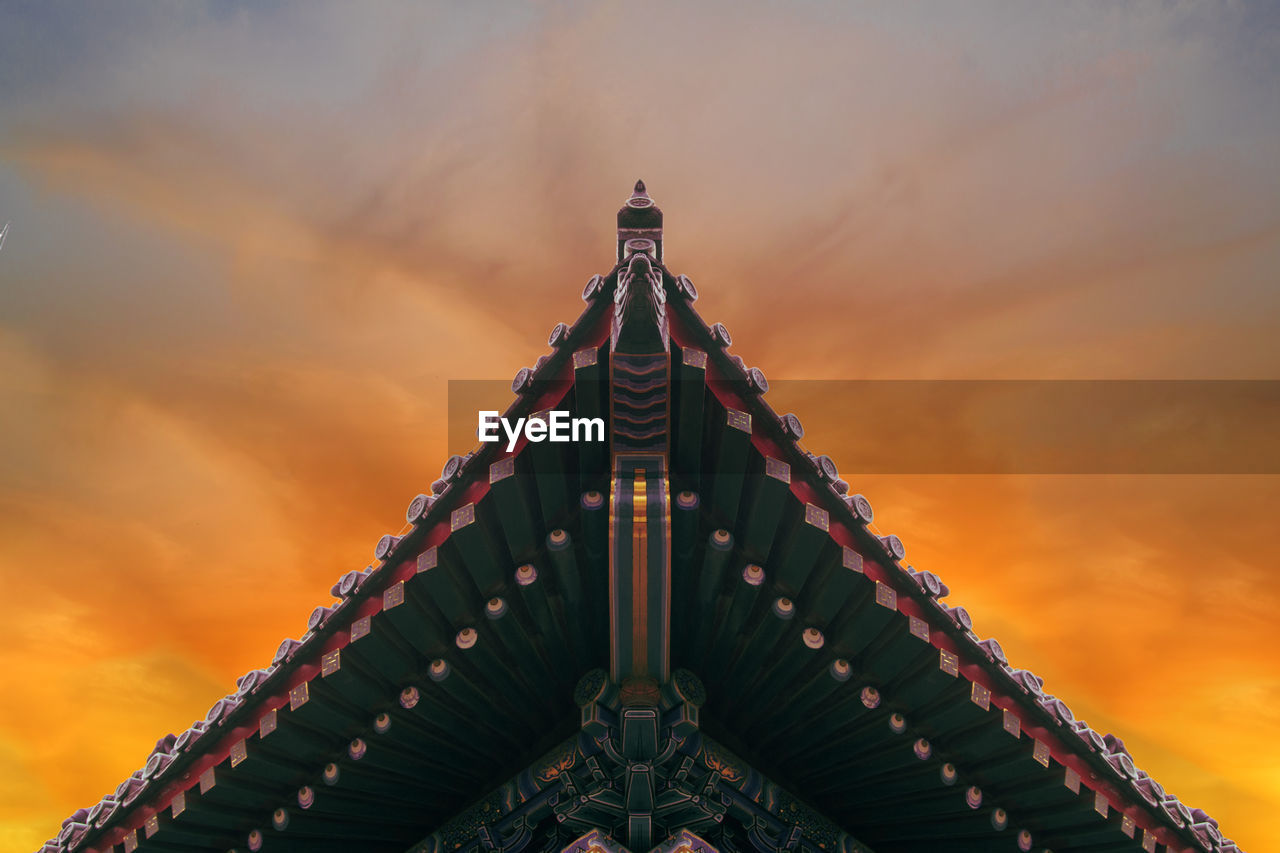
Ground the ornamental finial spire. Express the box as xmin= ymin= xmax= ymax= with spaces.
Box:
xmin=617 ymin=180 xmax=663 ymax=264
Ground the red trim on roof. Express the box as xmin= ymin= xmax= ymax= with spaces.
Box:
xmin=668 ymin=295 xmax=1192 ymax=852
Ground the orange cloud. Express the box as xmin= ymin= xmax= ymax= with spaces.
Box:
xmin=1 ymin=3 xmax=1277 ymax=850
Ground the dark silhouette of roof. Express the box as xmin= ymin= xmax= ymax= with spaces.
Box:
xmin=40 ymin=184 xmax=1241 ymax=853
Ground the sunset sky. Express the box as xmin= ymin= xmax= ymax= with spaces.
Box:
xmin=1 ymin=2 xmax=1278 ymax=851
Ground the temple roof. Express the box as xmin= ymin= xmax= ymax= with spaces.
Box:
xmin=40 ymin=184 xmax=1242 ymax=853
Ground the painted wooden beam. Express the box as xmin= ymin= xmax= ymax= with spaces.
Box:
xmin=608 ymin=455 xmax=671 ymax=683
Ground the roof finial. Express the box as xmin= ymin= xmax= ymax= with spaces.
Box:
xmin=617 ymin=180 xmax=663 ymax=263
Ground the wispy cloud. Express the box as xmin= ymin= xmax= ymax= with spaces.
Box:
xmin=1 ymin=1 xmax=1277 ymax=849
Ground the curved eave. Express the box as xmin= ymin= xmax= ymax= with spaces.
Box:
xmin=663 ymin=282 xmax=1222 ymax=853
xmin=47 ymin=254 xmax=1238 ymax=853
xmin=62 ymin=273 xmax=620 ymax=853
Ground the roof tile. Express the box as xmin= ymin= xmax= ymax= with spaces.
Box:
xmin=307 ymin=604 xmax=337 ymax=631
xmin=1133 ymin=772 xmax=1163 ymax=806
xmin=1104 ymin=750 xmax=1138 ymax=779
xmin=332 ymin=567 xmax=373 ymax=598
xmin=234 ymin=668 xmax=271 ymax=695
xmin=877 ymin=534 xmax=906 ymax=561
xmin=845 ymin=493 xmax=874 ymax=523
xmin=173 ymin=719 xmax=208 ymax=752
xmin=203 ymin=694 xmax=241 ymax=726
xmin=941 ymin=603 xmax=974 ymax=632
xmin=116 ymin=771 xmax=145 ymax=806
xmin=1104 ymin=733 xmax=1130 ymax=755
xmin=272 ymin=637 xmax=303 ymax=665
xmin=85 ymin=797 xmax=113 ymax=827
xmin=1009 ymin=668 xmax=1045 ymax=695
xmin=1069 ymin=719 xmax=1107 ymax=752
xmin=142 ymin=750 xmax=174 ymax=780
xmin=978 ymin=637 xmax=1006 ymax=664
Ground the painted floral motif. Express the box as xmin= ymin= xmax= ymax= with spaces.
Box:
xmin=701 ymin=746 xmax=744 ymax=784
xmin=537 ymin=748 xmax=577 ymax=783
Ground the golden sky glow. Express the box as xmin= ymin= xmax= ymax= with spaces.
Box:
xmin=1 ymin=3 xmax=1278 ymax=851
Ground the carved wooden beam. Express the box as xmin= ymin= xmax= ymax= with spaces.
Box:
xmin=771 ymin=499 xmax=832 ymax=596
xmin=514 ymin=563 xmax=576 ymax=689
xmin=826 ymin=580 xmax=901 ymax=660
xmin=488 ymin=457 xmax=539 ymax=563
xmin=287 ymin=784 xmax=427 ymax=823
xmin=701 ymin=563 xmax=766 ymax=672
xmin=608 ymin=455 xmax=672 ymax=683
xmin=447 ymin=501 xmax=507 ymax=599
xmin=580 ymin=489 xmax=610 ymax=652
xmin=714 ymin=596 xmax=796 ymax=703
xmin=378 ymin=572 xmax=450 ymax=662
xmin=377 ymin=689 xmax=487 ymax=769
xmin=800 ymin=546 xmax=866 ymax=629
xmin=705 ymin=403 xmax=752 ymax=526
xmin=672 ymin=346 xmax=707 ymax=490
xmin=669 ymin=489 xmax=702 ymax=657
xmin=573 ymin=346 xmax=608 ymax=492
xmin=745 ymin=658 xmax=853 ymax=745
xmin=735 ymin=626 xmax=828 ymax=726
xmin=525 ymin=408 xmax=572 ymax=527
xmin=425 ymin=658 xmax=525 ymax=754
xmin=341 ymin=611 xmax=420 ymax=687
xmin=739 ymin=456 xmax=791 ymax=563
